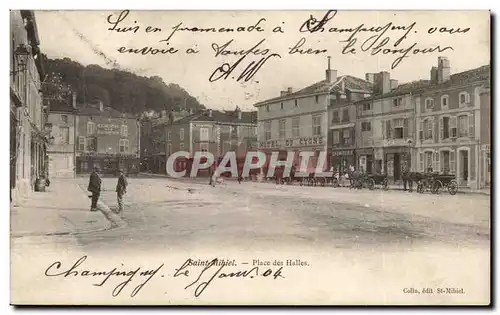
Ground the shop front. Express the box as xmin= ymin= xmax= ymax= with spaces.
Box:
xmin=356 ymin=148 xmax=374 ymax=174
xmin=383 ymin=147 xmax=411 ymax=181
xmin=330 ymin=149 xmax=355 ymax=174
xmin=76 ymin=153 xmax=140 ymax=176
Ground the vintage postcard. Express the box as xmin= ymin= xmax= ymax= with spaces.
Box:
xmin=9 ymin=9 xmax=491 ymax=305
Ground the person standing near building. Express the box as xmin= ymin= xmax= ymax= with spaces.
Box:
xmin=116 ymin=169 xmax=128 ymax=215
xmin=87 ymin=166 xmax=102 ymax=212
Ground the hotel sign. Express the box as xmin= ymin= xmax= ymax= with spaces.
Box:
xmin=97 ymin=123 xmax=120 ymax=135
xmin=259 ymin=136 xmax=324 ymax=149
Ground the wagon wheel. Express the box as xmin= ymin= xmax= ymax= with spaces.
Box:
xmin=309 ymin=178 xmax=316 ymax=186
xmin=382 ymin=178 xmax=389 ymax=191
xmin=317 ymin=177 xmax=326 ymax=187
xmin=448 ymin=180 xmax=458 ymax=195
xmin=367 ymin=178 xmax=375 ymax=190
xmin=432 ymin=180 xmax=443 ymax=194
xmin=417 ymin=181 xmax=424 ymax=194
xmin=280 ymin=178 xmax=286 ymax=185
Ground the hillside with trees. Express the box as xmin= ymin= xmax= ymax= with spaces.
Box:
xmin=42 ymin=55 xmax=206 ymax=114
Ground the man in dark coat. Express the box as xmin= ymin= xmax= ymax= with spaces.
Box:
xmin=88 ymin=166 xmax=102 ymax=212
xmin=116 ymin=169 xmax=128 ymax=214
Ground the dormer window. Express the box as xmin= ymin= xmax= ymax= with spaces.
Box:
xmin=393 ymin=98 xmax=403 ymax=107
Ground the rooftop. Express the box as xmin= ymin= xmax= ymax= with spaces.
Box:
xmin=254 ymin=75 xmax=373 ymax=107
xmin=173 ymin=109 xmax=257 ymax=125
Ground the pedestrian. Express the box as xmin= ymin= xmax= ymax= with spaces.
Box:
xmin=87 ymin=166 xmax=102 ymax=212
xmin=116 ymin=169 xmax=128 ymax=215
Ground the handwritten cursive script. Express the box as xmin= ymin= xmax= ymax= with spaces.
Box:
xmin=45 ymin=256 xmax=163 ymax=298
xmin=174 ymin=258 xmax=285 ymax=297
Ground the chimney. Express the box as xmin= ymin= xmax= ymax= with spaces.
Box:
xmin=365 ymin=73 xmax=375 ymax=84
xmin=72 ymin=92 xmax=77 ymax=109
xmin=390 ymin=79 xmax=398 ymax=90
xmin=236 ymin=107 xmax=242 ymax=120
xmin=437 ymin=56 xmax=450 ymax=83
xmin=325 ymin=56 xmax=337 ymax=83
xmin=280 ymin=91 xmax=287 ymax=97
xmin=208 ymin=109 xmax=213 ymax=118
xmin=430 ymin=67 xmax=438 ymax=84
xmin=287 ymin=87 xmax=293 ymax=94
xmin=374 ymin=71 xmax=391 ymax=95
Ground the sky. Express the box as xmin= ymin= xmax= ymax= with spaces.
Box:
xmin=34 ymin=10 xmax=490 ymax=111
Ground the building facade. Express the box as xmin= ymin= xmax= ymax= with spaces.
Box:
xmin=165 ymin=108 xmax=257 ymax=175
xmin=74 ymin=101 xmax=140 ymax=176
xmin=46 ymin=102 xmax=77 ymax=178
xmin=327 ymin=75 xmax=372 ymax=173
xmin=415 ymin=59 xmax=490 ymax=189
xmin=10 ymin=10 xmax=47 ymax=204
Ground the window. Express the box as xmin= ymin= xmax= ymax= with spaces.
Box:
xmin=200 ymin=127 xmax=209 ymax=141
xmin=294 ymin=99 xmax=298 ymax=107
xmin=180 ymin=128 xmax=184 ymax=141
xmin=315 ymin=95 xmax=319 ymax=103
xmin=342 ymin=129 xmax=351 ymax=145
xmin=459 ymin=92 xmax=470 ymax=107
xmin=200 ymin=143 xmax=209 ymax=152
xmin=264 ymin=121 xmax=271 ymax=141
xmin=422 ymin=119 xmax=433 ymax=140
xmin=167 ymin=131 xmax=171 ymax=142
xmin=450 ymin=116 xmax=457 ymax=138
xmin=87 ymin=121 xmax=96 ymax=135
xmin=279 ymin=119 xmax=286 ymax=139
xmin=362 ymin=103 xmax=371 ymax=111
xmin=167 ymin=143 xmax=172 ymax=156
xmin=120 ymin=124 xmax=128 ymax=137
xmin=342 ymin=108 xmax=349 ymax=122
xmin=292 ymin=117 xmax=300 ymax=137
xmin=333 ymin=130 xmax=340 ymax=144
xmin=312 ymin=115 xmax=321 ymax=136
xmin=425 ymin=98 xmax=435 ymax=110
xmin=458 ymin=115 xmax=468 ymax=137
xmin=280 ymin=102 xmax=284 ymax=110
xmin=61 ymin=115 xmax=68 ymax=123
xmin=361 ymin=121 xmax=371 ymax=132
xmin=86 ymin=137 xmax=97 ymax=151
xmin=78 ymin=136 xmax=85 ymax=151
xmin=393 ymin=98 xmax=402 ymax=107
xmin=425 ymin=151 xmax=433 ymax=171
xmin=441 ymin=95 xmax=449 ymax=109
xmin=119 ymin=139 xmax=129 ymax=153
xmin=332 ymin=111 xmax=340 ymax=123
xmin=60 ymin=127 xmax=70 ymax=144
xmin=440 ymin=117 xmax=450 ymax=139
xmin=266 ymin=105 xmax=270 ymax=112
xmin=393 ymin=118 xmax=404 ymax=139
xmin=80 ymin=161 xmax=88 ymax=173
xmin=442 ymin=151 xmax=450 ymax=173
xmin=180 ymin=143 xmax=184 ymax=150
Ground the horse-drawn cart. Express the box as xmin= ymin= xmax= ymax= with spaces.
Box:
xmin=415 ymin=172 xmax=458 ymax=195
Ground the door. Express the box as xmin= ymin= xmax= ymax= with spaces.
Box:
xmin=366 ymin=155 xmax=373 ymax=174
xmin=459 ymin=150 xmax=469 ymax=186
xmin=393 ymin=154 xmax=401 ymax=180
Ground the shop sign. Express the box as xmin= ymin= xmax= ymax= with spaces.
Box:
xmin=331 ymin=150 xmax=353 ymax=157
xmin=259 ymin=136 xmax=324 ymax=149
xmin=97 ymin=123 xmax=120 ymax=135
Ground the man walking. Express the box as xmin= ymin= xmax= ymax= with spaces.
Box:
xmin=116 ymin=169 xmax=128 ymax=215
xmin=88 ymin=166 xmax=102 ymax=212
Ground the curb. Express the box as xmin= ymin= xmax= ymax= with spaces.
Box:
xmin=96 ymin=200 xmax=128 ymax=230
xmin=76 ymin=184 xmax=128 ymax=230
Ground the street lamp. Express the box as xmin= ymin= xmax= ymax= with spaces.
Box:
xmin=10 ymin=44 xmax=30 ymax=76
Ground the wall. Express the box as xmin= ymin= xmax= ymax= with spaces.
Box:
xmin=76 ymin=114 xmax=139 ymax=156
xmin=47 ymin=112 xmax=75 ymax=177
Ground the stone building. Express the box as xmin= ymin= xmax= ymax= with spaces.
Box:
xmin=164 ymin=107 xmax=257 ymax=176
xmin=414 ymin=58 xmax=490 ymax=189
xmin=74 ymin=101 xmax=141 ymax=176
xmin=10 ymin=10 xmax=47 ymax=204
